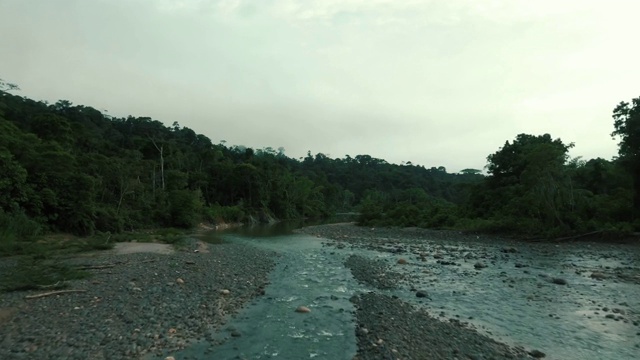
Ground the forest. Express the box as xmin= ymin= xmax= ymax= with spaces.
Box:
xmin=1 ymin=79 xmax=639 ymax=245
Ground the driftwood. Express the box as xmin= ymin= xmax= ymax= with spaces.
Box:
xmin=36 ymin=281 xmax=66 ymax=289
xmin=554 ymin=230 xmax=603 ymax=242
xmin=76 ymin=264 xmax=115 ymax=270
xmin=25 ymin=289 xmax=87 ymax=299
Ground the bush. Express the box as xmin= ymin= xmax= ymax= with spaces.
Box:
xmin=0 ymin=257 xmax=88 ymax=292
xmin=0 ymin=211 xmax=42 ymax=241
xmin=0 ymin=211 xmax=43 ymax=256
xmin=165 ymin=189 xmax=203 ymax=228
xmin=204 ymin=204 xmax=246 ymax=224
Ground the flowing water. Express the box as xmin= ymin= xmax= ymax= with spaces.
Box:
xmin=172 ymin=224 xmax=640 ymax=360
xmin=373 ymin=241 xmax=640 ymax=360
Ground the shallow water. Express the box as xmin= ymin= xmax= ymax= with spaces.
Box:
xmin=176 ymin=226 xmax=640 ymax=360
xmin=174 ymin=231 xmax=362 ymax=359
xmin=377 ymin=240 xmax=640 ymax=360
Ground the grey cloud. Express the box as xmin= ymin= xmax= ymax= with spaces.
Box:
xmin=1 ymin=0 xmax=639 ymax=171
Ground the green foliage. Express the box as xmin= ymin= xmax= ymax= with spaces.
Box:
xmin=358 ymin=188 xmax=458 ymax=229
xmin=166 ymin=189 xmax=204 ymax=228
xmin=0 ymin=211 xmax=43 ymax=256
xmin=1 ymin=86 xmax=638 ymax=242
xmin=204 ymin=204 xmax=246 ymax=223
xmin=612 ymin=97 xmax=640 ymax=212
xmin=0 ymin=257 xmax=88 ymax=292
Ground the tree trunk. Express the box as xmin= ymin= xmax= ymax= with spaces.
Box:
xmin=148 ymin=136 xmax=165 ymax=191
xmin=634 ymin=166 xmax=640 ymax=217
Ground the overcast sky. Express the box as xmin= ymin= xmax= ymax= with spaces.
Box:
xmin=2 ymin=0 xmax=639 ymax=172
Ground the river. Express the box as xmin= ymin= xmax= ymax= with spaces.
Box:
xmin=168 ymin=223 xmax=640 ymax=360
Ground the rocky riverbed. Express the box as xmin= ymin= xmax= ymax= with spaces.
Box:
xmin=298 ymin=223 xmax=640 ymax=360
xmin=0 ymin=239 xmax=276 ymax=360
xmin=2 ymin=223 xmax=639 ymax=360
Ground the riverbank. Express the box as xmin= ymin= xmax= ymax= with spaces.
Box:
xmin=298 ymin=223 xmax=640 ymax=359
xmin=0 ymin=238 xmax=277 ymax=360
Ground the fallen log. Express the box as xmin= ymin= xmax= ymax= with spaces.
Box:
xmin=25 ymin=290 xmax=87 ymax=299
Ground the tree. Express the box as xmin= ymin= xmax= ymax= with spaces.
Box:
xmin=459 ymin=168 xmax=482 ymax=175
xmin=0 ymin=78 xmax=19 ymax=93
xmin=486 ymin=134 xmax=572 ymax=189
xmin=612 ymin=97 xmax=640 ymax=213
xmin=476 ymin=134 xmax=576 ymax=232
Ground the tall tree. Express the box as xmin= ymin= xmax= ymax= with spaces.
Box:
xmin=612 ymin=97 xmax=640 ymax=213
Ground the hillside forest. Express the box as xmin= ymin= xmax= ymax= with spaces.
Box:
xmin=1 ymin=79 xmax=640 ymax=243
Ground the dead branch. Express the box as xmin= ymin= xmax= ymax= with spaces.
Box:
xmin=36 ymin=281 xmax=66 ymax=289
xmin=25 ymin=290 xmax=87 ymax=299
xmin=76 ymin=264 xmax=116 ymax=270
xmin=554 ymin=230 xmax=603 ymax=242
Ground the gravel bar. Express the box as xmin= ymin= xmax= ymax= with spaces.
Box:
xmin=301 ymin=223 xmax=550 ymax=360
xmin=345 ymin=255 xmax=405 ymax=290
xmin=351 ymin=292 xmax=532 ymax=360
xmin=0 ymin=240 xmax=276 ymax=360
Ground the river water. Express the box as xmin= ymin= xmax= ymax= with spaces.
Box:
xmin=171 ymin=224 xmax=640 ymax=360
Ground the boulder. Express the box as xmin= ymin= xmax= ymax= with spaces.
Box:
xmin=529 ymin=349 xmax=546 ymax=358
xmin=551 ymin=278 xmax=567 ymax=285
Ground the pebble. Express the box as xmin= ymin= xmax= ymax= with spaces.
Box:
xmin=0 ymin=241 xmax=276 ymax=360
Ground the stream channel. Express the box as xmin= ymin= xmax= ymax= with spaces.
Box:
xmin=167 ymin=223 xmax=640 ymax=360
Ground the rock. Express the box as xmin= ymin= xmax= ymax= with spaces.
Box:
xmin=591 ymin=272 xmax=607 ymax=280
xmin=176 ymin=278 xmax=185 ymax=285
xmin=231 ymin=330 xmax=242 ymax=337
xmin=551 ymin=278 xmax=567 ymax=285
xmin=220 ymin=289 xmax=230 ymax=295
xmin=397 ymin=258 xmax=408 ymax=264
xmin=515 ymin=263 xmax=527 ymax=268
xmin=474 ymin=262 xmax=487 ymax=269
xmin=165 ymin=357 xmax=176 ymax=360
xmin=528 ymin=349 xmax=546 ymax=358
xmin=416 ymin=291 xmax=428 ymax=298
xmin=295 ymin=306 xmax=311 ymax=313
xmin=502 ymin=247 xmax=518 ymax=253
xmin=439 ymin=260 xmax=456 ymax=265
